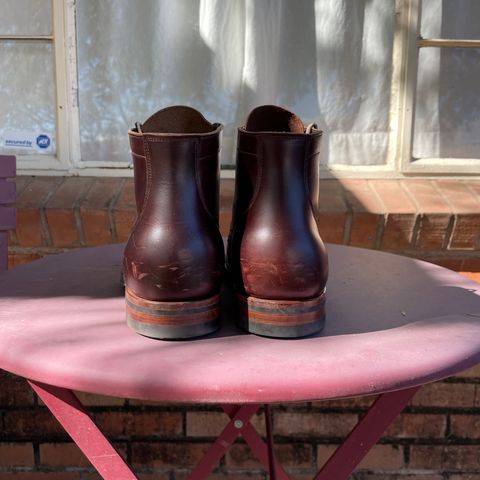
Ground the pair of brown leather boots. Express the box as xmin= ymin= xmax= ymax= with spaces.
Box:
xmin=123 ymin=105 xmax=328 ymax=340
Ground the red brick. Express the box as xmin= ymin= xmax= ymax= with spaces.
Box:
xmin=411 ymin=382 xmax=476 ymax=408
xmin=45 ymin=209 xmax=79 ymax=246
xmin=449 ymin=215 xmax=480 ymax=250
xmin=46 ymin=177 xmax=92 ymax=210
xmin=341 ymin=179 xmax=384 ymax=214
xmin=409 ymin=445 xmax=480 ymax=470
xmin=44 ymin=178 xmax=91 ymax=246
xmin=357 ymin=444 xmax=404 ymax=470
xmin=186 ymin=411 xmax=228 ymax=437
xmin=430 ymin=258 xmax=463 ymax=271
xmin=408 ymin=445 xmax=441 ymax=469
xmin=226 ymin=443 xmax=313 ymax=469
xmin=3 ymin=410 xmax=66 ymax=438
xmin=39 ymin=442 xmax=126 ymax=467
xmin=17 ymin=177 xmax=61 ymax=208
xmin=0 ymin=372 xmax=34 ymax=406
xmin=316 ymin=444 xmax=338 ymax=468
xmin=450 ymin=414 xmax=480 ymax=438
xmin=385 ymin=413 xmax=446 ymax=438
xmin=0 ymin=443 xmax=34 ymax=466
xmin=114 ymin=179 xmax=135 ymax=210
xmin=131 ymin=442 xmax=210 ymax=468
xmin=381 ymin=213 xmax=417 ymax=250
xmin=219 ymin=210 xmax=232 ymax=236
xmin=13 ymin=176 xmax=33 ymax=197
xmin=80 ymin=177 xmax=121 ymax=245
xmin=349 ymin=212 xmax=380 ymax=248
xmin=415 ymin=214 xmax=451 ymax=250
xmin=136 ymin=474 xmax=171 ymax=480
xmin=318 ymin=212 xmax=346 ymax=244
xmin=220 ymin=179 xmax=235 ymax=211
xmin=275 ymin=412 xmax=358 ymax=437
xmin=175 ymin=474 xmax=265 ymax=480
xmin=314 ymin=394 xmax=377 ymax=409
xmin=82 ymin=177 xmax=122 ymax=210
xmin=449 ymin=476 xmax=480 ymax=480
xmin=15 ymin=209 xmax=44 ymax=246
xmin=443 ymin=445 xmax=480 ymax=469
xmin=114 ymin=210 xmax=136 ymax=242
xmin=0 ymin=474 xmax=81 ymax=480
xmin=461 ymin=258 xmax=480 ymax=272
xmin=8 ymin=252 xmax=44 ymax=268
xmin=319 ymin=180 xmax=347 ymax=212
xmin=81 ymin=209 xmax=112 ymax=245
xmin=402 ymin=180 xmax=450 ymax=214
xmin=359 ymin=476 xmax=442 ymax=480
xmin=74 ymin=391 xmax=125 ymax=406
xmin=93 ymin=411 xmax=182 ymax=437
xmin=435 ymin=180 xmax=480 ymax=214
xmin=371 ymin=180 xmax=417 ymax=214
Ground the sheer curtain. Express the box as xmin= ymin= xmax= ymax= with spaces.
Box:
xmin=76 ymin=0 xmax=395 ymax=166
xmin=2 ymin=1 xmax=474 ymax=165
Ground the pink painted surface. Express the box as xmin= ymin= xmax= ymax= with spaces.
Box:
xmin=0 ymin=244 xmax=479 ymax=403
xmin=29 ymin=380 xmax=136 ymax=479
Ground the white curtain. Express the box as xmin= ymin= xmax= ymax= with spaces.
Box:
xmin=76 ymin=0 xmax=396 ymax=165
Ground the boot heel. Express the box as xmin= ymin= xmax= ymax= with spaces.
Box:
xmin=126 ymin=288 xmax=221 ymax=339
xmin=236 ymin=290 xmax=326 ymax=338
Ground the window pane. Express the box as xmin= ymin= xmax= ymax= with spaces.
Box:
xmin=0 ymin=41 xmax=56 ymax=156
xmin=413 ymin=47 xmax=480 ymax=159
xmin=0 ymin=0 xmax=52 ymax=36
xmin=421 ymin=0 xmax=480 ymax=39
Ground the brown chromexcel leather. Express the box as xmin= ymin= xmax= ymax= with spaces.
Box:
xmin=227 ymin=105 xmax=328 ymax=338
xmin=124 ymin=106 xmax=224 ymax=339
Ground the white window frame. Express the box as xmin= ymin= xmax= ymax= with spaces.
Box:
xmin=392 ymin=0 xmax=480 ymax=175
xmin=4 ymin=0 xmax=480 ymax=177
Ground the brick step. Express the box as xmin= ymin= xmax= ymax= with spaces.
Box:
xmin=7 ymin=176 xmax=480 ymax=271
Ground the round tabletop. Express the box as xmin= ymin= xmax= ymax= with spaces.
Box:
xmin=0 ymin=244 xmax=479 ymax=404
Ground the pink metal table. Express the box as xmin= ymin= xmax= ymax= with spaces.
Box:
xmin=0 ymin=244 xmax=479 ymax=479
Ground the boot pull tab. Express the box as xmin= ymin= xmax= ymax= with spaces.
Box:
xmin=305 ymin=123 xmax=317 ymax=134
xmin=135 ymin=122 xmax=143 ymax=134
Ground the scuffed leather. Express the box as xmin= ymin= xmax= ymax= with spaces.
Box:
xmin=228 ymin=107 xmax=328 ymax=301
xmin=124 ymin=108 xmax=224 ymax=302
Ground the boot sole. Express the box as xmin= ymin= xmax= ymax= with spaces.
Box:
xmin=125 ymin=288 xmax=221 ymax=339
xmin=235 ymin=290 xmax=326 ymax=338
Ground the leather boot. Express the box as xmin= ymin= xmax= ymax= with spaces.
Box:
xmin=124 ymin=106 xmax=224 ymax=339
xmin=129 ymin=127 xmax=147 ymax=215
xmin=227 ymin=105 xmax=328 ymax=338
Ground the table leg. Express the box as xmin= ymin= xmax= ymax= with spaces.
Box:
xmin=28 ymin=380 xmax=137 ymax=480
xmin=314 ymin=386 xmax=420 ymax=480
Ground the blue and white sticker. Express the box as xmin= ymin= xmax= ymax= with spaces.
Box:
xmin=1 ymin=131 xmax=53 ymax=152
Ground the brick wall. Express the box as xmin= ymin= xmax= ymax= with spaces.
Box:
xmin=1 ymin=175 xmax=480 ymax=479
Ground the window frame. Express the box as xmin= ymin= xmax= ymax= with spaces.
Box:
xmin=4 ymin=0 xmax=480 ymax=177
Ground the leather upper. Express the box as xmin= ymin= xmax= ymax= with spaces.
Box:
xmin=124 ymin=107 xmax=224 ymax=302
xmin=227 ymin=105 xmax=328 ymax=300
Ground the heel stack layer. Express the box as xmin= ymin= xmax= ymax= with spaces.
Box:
xmin=126 ymin=288 xmax=221 ymax=339
xmin=236 ymin=290 xmax=326 ymax=338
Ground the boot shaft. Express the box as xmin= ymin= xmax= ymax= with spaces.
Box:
xmin=228 ymin=105 xmax=328 ymax=301
xmin=124 ymin=107 xmax=224 ymax=303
